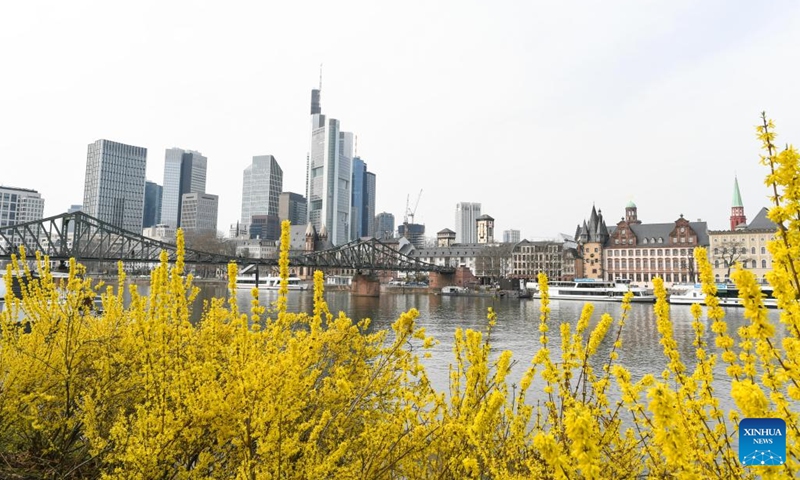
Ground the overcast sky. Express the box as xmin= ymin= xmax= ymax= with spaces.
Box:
xmin=2 ymin=1 xmax=800 ymax=240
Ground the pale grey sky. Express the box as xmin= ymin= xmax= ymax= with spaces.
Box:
xmin=2 ymin=1 xmax=800 ymax=240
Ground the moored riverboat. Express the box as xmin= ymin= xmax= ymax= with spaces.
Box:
xmin=236 ymin=275 xmax=309 ymax=291
xmin=669 ymin=282 xmax=777 ymax=308
xmin=530 ymin=278 xmax=656 ymax=303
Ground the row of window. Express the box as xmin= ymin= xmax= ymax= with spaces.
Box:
xmin=714 ymin=259 xmax=768 ymax=269
xmin=713 ymin=246 xmax=767 ymax=255
xmin=607 ymin=248 xmax=692 ymax=257
xmin=608 ymin=259 xmax=690 ymax=269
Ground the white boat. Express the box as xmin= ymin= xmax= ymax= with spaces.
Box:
xmin=532 ymin=278 xmax=656 ymax=303
xmin=441 ymin=285 xmax=469 ymax=295
xmin=669 ymin=283 xmax=777 ymax=308
xmin=236 ymin=275 xmax=309 ymax=291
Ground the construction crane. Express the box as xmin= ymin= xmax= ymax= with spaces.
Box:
xmin=404 ymin=189 xmax=423 ymax=225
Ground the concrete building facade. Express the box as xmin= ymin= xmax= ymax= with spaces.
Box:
xmin=82 ymin=139 xmax=147 ymax=232
xmin=0 ymin=186 xmax=45 ymax=227
xmin=180 ymin=193 xmax=219 ymax=234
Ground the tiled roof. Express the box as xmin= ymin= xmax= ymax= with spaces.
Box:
xmin=627 ymin=221 xmax=709 ymax=245
xmin=748 ymin=207 xmax=777 ymax=230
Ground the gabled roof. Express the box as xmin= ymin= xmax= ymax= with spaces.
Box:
xmin=628 ymin=221 xmax=709 ymax=245
xmin=748 ymin=207 xmax=777 ymax=230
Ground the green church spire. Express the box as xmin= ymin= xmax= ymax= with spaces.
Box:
xmin=732 ymin=176 xmax=744 ymax=208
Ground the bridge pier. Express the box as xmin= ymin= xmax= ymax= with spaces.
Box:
xmin=429 ymin=267 xmax=477 ymax=290
xmin=352 ymin=273 xmax=380 ymax=297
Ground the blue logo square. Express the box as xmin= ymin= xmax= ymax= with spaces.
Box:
xmin=739 ymin=418 xmax=786 ymax=466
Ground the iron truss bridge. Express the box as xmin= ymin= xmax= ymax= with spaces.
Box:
xmin=0 ymin=212 xmax=453 ymax=273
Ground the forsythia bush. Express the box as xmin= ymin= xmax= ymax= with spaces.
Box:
xmin=0 ymin=115 xmax=797 ymax=478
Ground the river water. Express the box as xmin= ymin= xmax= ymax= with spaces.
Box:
xmin=179 ymin=284 xmax=787 ymax=414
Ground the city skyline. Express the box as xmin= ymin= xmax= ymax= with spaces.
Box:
xmin=3 ymin=2 xmax=800 ymax=240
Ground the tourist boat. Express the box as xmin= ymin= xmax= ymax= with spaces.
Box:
xmin=668 ymin=283 xmax=777 ymax=308
xmin=531 ymin=278 xmax=656 ymax=303
xmin=236 ymin=274 xmax=309 ymax=291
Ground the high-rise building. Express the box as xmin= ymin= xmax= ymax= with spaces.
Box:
xmin=365 ymin=172 xmax=376 ymax=237
xmin=0 ymin=186 xmax=45 ymax=227
xmin=375 ymin=212 xmax=395 ymax=240
xmin=306 ymin=88 xmax=353 ymax=246
xmin=248 ymin=214 xmax=280 ymax=241
xmin=180 ymin=193 xmax=218 ymax=234
xmin=241 ymin=155 xmax=283 ymax=236
xmin=455 ymin=202 xmax=481 ymax=244
xmin=143 ymin=181 xmax=163 ymax=228
xmin=398 ymin=223 xmax=425 ymax=248
xmin=160 ymin=148 xmax=207 ymax=228
xmin=351 ymin=157 xmax=377 ymax=239
xmin=82 ymin=139 xmax=147 ymax=232
xmin=279 ymin=192 xmax=307 ymax=227
xmin=503 ymin=229 xmax=520 ymax=244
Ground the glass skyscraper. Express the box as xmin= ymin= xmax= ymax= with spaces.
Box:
xmin=375 ymin=212 xmax=395 ymax=240
xmin=455 ymin=202 xmax=482 ymax=244
xmin=351 ymin=157 xmax=377 ymax=239
xmin=82 ymin=139 xmax=147 ymax=232
xmin=241 ymin=155 xmax=283 ymax=233
xmin=306 ymin=88 xmax=353 ymax=246
xmin=143 ymin=181 xmax=163 ymax=228
xmin=160 ymin=148 xmax=207 ymax=228
xmin=278 ymin=192 xmax=307 ymax=227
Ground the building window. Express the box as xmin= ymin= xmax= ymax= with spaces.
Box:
xmin=751 ymin=247 xmax=755 ymax=254
xmin=762 ymin=259 xmax=767 ymax=268
xmin=761 ymin=247 xmax=766 ymax=254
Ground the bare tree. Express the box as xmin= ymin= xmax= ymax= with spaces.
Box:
xmin=712 ymin=240 xmax=753 ymax=280
xmin=475 ymin=243 xmax=515 ymax=285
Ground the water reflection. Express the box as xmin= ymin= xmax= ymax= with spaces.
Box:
xmin=133 ymin=283 xmax=784 ymax=412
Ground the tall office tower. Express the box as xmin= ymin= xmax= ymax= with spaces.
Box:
xmin=306 ymin=88 xmax=353 ymax=245
xmin=455 ymin=202 xmax=481 ymax=244
xmin=365 ymin=171 xmax=376 ymax=237
xmin=0 ymin=186 xmax=45 ymax=227
xmin=160 ymin=148 xmax=207 ymax=228
xmin=241 ymin=155 xmax=283 ymax=234
xmin=375 ymin=212 xmax=395 ymax=240
xmin=143 ymin=181 xmax=163 ymax=228
xmin=503 ymin=229 xmax=520 ymax=244
xmin=83 ymin=139 xmax=147 ymax=232
xmin=180 ymin=193 xmax=219 ymax=234
xmin=279 ymin=192 xmax=307 ymax=226
xmin=351 ymin=157 xmax=376 ymax=239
